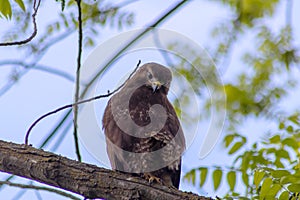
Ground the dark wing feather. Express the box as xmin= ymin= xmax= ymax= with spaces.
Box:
xmin=102 ymin=70 xmax=185 ymax=188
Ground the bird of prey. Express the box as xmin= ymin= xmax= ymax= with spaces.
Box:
xmin=102 ymin=62 xmax=186 ymax=189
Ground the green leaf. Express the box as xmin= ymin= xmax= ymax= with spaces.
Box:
xmin=14 ymin=0 xmax=25 ymax=11
xmin=242 ymin=172 xmax=249 ymax=186
xmin=184 ymin=169 xmax=196 ymax=185
xmin=276 ymin=149 xmax=290 ymax=160
xmin=293 ymin=170 xmax=300 ymax=178
xmin=280 ymin=175 xmax=300 ymax=184
xmin=0 ymin=0 xmax=12 ymax=19
xmin=267 ymin=184 xmax=281 ymax=198
xmin=260 ymin=177 xmax=272 ymax=199
xmin=227 ymin=171 xmax=236 ymax=191
xmin=288 ymin=184 xmax=300 ymax=192
xmin=254 ymin=170 xmax=265 ymax=188
xmin=271 ymin=170 xmax=290 ymax=178
xmin=239 ymin=198 xmax=250 ymax=200
xmin=279 ymin=122 xmax=285 ymax=130
xmin=228 ymin=141 xmax=244 ymax=154
xmin=269 ymin=135 xmax=280 ymax=143
xmin=288 ymin=114 xmax=300 ymax=125
xmin=199 ymin=167 xmax=208 ymax=187
xmin=274 ymin=158 xmax=285 ymax=168
xmin=282 ymin=138 xmax=299 ymax=149
xmin=266 ymin=147 xmax=276 ymax=154
xmin=224 ymin=134 xmax=235 ymax=147
xmin=279 ymin=191 xmax=289 ymax=200
xmin=286 ymin=125 xmax=294 ymax=133
xmin=213 ymin=169 xmax=222 ymax=191
xmin=241 ymin=152 xmax=250 ymax=171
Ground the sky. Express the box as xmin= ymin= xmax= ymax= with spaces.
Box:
xmin=0 ymin=0 xmax=300 ymax=199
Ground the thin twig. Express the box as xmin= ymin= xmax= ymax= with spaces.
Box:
xmin=0 ymin=111 xmax=73 ymax=192
xmin=11 ymin=181 xmax=34 ymax=200
xmin=0 ymin=29 xmax=75 ymax=98
xmin=0 ymin=60 xmax=76 ymax=83
xmin=26 ymin=0 xmax=189 ymax=150
xmin=39 ymin=110 xmax=72 ymax=149
xmin=24 ymin=60 xmax=141 ymax=145
xmin=0 ymin=181 xmax=81 ymax=200
xmin=51 ymin=120 xmax=73 ymax=151
xmin=25 ymin=0 xmax=187 ymax=152
xmin=0 ymin=0 xmax=41 ymax=46
xmin=73 ymin=0 xmax=83 ymax=162
xmin=80 ymin=0 xmax=189 ymax=101
xmin=34 ymin=190 xmax=43 ymax=200
xmin=37 ymin=29 xmax=75 ymax=59
xmin=25 ymin=0 xmax=189 ymax=158
xmin=153 ymin=30 xmax=175 ymax=67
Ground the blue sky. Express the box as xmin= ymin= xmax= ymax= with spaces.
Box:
xmin=1 ymin=0 xmax=300 ymax=199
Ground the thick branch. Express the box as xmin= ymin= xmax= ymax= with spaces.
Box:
xmin=0 ymin=140 xmax=211 ymax=200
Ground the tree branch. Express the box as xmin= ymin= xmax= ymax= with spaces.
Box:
xmin=0 ymin=0 xmax=41 ymax=46
xmin=73 ymin=0 xmax=83 ymax=162
xmin=0 ymin=180 xmax=80 ymax=200
xmin=0 ymin=140 xmax=211 ymax=200
xmin=24 ymin=60 xmax=141 ymax=146
xmin=0 ymin=60 xmax=76 ymax=83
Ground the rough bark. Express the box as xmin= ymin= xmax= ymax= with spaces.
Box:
xmin=0 ymin=140 xmax=212 ymax=200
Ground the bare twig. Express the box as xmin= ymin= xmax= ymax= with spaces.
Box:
xmin=24 ymin=60 xmax=141 ymax=145
xmin=0 ymin=60 xmax=76 ymax=83
xmin=34 ymin=29 xmax=75 ymax=61
xmin=0 ymin=111 xmax=73 ymax=192
xmin=39 ymin=110 xmax=72 ymax=149
xmin=34 ymin=190 xmax=43 ymax=200
xmin=23 ymin=0 xmax=189 ymax=164
xmin=0 ymin=181 xmax=81 ymax=200
xmin=27 ymin=0 xmax=189 ymax=152
xmin=80 ymin=0 xmax=189 ymax=101
xmin=73 ymin=0 xmax=83 ymax=162
xmin=153 ymin=30 xmax=175 ymax=67
xmin=0 ymin=0 xmax=41 ymax=46
xmin=24 ymin=0 xmax=187 ymax=158
xmin=51 ymin=120 xmax=73 ymax=151
xmin=0 ymin=30 xmax=75 ymax=97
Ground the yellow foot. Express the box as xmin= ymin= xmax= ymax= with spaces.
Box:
xmin=143 ymin=173 xmax=162 ymax=184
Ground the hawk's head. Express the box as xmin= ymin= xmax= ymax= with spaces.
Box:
xmin=127 ymin=62 xmax=172 ymax=95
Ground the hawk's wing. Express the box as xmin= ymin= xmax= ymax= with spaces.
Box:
xmin=102 ymin=97 xmax=133 ymax=171
xmin=102 ymin=86 xmax=185 ymax=188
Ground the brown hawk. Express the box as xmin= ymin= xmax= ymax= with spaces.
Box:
xmin=102 ymin=62 xmax=186 ymax=188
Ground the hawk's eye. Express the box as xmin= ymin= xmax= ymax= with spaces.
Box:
xmin=147 ymin=72 xmax=153 ymax=79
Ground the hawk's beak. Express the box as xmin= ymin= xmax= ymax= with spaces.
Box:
xmin=151 ymin=80 xmax=161 ymax=92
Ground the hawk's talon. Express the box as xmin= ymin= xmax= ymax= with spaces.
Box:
xmin=168 ymin=185 xmax=177 ymax=190
xmin=143 ymin=173 xmax=162 ymax=184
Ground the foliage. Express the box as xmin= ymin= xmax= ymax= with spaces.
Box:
xmin=1 ymin=0 xmax=133 ymax=49
xmin=0 ymin=0 xmax=134 ymax=92
xmin=0 ymin=0 xmax=25 ymax=19
xmin=182 ymin=0 xmax=300 ymax=199
xmin=1 ymin=0 xmax=300 ymax=199
xmin=216 ymin=0 xmax=280 ymax=27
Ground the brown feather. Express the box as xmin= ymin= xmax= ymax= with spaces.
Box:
xmin=102 ymin=63 xmax=185 ymax=188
